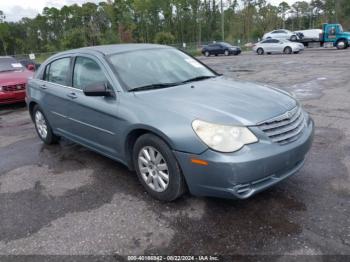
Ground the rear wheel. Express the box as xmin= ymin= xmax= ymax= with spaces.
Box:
xmin=257 ymin=48 xmax=264 ymax=55
xmin=224 ymin=50 xmax=229 ymax=56
xmin=133 ymin=134 xmax=185 ymax=201
xmin=336 ymin=40 xmax=348 ymax=50
xmin=290 ymin=35 xmax=297 ymax=41
xmin=284 ymin=46 xmax=292 ymax=54
xmin=33 ymin=105 xmax=59 ymax=144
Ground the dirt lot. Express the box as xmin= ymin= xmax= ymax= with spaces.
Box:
xmin=0 ymin=50 xmax=350 ymax=258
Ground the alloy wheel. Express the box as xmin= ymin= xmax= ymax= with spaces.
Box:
xmin=35 ymin=110 xmax=48 ymax=139
xmin=138 ymin=146 xmax=169 ymax=192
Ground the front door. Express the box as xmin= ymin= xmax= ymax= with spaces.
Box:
xmin=63 ymin=55 xmax=121 ymax=158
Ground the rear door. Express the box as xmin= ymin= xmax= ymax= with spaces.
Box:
xmin=62 ymin=55 xmax=121 ymax=157
xmin=270 ymin=39 xmax=282 ymax=52
xmin=33 ymin=56 xmax=73 ymax=132
xmin=261 ymin=39 xmax=273 ymax=52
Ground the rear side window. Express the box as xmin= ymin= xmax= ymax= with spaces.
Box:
xmin=44 ymin=58 xmax=71 ymax=85
xmin=262 ymin=39 xmax=273 ymax=43
xmin=73 ymin=57 xmax=108 ymax=90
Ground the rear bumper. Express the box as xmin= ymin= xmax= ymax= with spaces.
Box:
xmin=174 ymin=119 xmax=314 ymax=199
xmin=0 ymin=91 xmax=26 ymax=105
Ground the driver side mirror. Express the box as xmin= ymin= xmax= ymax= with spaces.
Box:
xmin=83 ymin=82 xmax=113 ymax=97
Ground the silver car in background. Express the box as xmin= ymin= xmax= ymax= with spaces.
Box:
xmin=253 ymin=39 xmax=305 ymax=55
xmin=263 ymin=29 xmax=299 ymax=41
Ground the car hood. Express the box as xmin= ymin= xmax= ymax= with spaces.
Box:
xmin=0 ymin=70 xmax=33 ymax=85
xmin=133 ymin=77 xmax=297 ymax=126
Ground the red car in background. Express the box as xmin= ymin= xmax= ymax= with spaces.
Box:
xmin=0 ymin=56 xmax=34 ymax=105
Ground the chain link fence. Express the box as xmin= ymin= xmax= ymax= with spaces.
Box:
xmin=9 ymin=39 xmax=260 ymax=64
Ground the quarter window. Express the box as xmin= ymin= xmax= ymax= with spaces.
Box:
xmin=44 ymin=58 xmax=71 ymax=85
xmin=73 ymin=57 xmax=108 ymax=90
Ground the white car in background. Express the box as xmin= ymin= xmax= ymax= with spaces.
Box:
xmin=253 ymin=39 xmax=304 ymax=55
xmin=263 ymin=29 xmax=299 ymax=41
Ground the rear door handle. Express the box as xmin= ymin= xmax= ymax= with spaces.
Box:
xmin=67 ymin=92 xmax=78 ymax=99
xmin=40 ymin=84 xmax=47 ymax=89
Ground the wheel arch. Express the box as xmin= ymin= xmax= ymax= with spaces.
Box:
xmin=28 ymin=101 xmax=38 ymax=121
xmin=124 ymin=126 xmax=176 ymax=170
xmin=335 ymin=38 xmax=348 ymax=46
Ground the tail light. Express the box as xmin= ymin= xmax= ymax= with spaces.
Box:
xmin=1 ymin=83 xmax=26 ymax=92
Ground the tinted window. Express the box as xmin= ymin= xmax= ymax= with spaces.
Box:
xmin=44 ymin=58 xmax=71 ymax=85
xmin=271 ymin=39 xmax=280 ymax=43
xmin=73 ymin=57 xmax=108 ymax=90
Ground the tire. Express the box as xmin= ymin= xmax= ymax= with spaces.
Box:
xmin=290 ymin=35 xmax=297 ymax=41
xmin=284 ymin=46 xmax=292 ymax=54
xmin=204 ymin=51 xmax=210 ymax=57
xmin=257 ymin=48 xmax=264 ymax=55
xmin=133 ymin=134 xmax=186 ymax=201
xmin=32 ymin=105 xmax=59 ymax=145
xmin=336 ymin=40 xmax=348 ymax=50
xmin=224 ymin=50 xmax=229 ymax=56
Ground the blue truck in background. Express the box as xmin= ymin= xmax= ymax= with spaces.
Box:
xmin=297 ymin=23 xmax=350 ymax=49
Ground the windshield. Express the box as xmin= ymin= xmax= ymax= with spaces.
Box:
xmin=0 ymin=57 xmax=24 ymax=72
xmin=108 ymin=48 xmax=216 ymax=91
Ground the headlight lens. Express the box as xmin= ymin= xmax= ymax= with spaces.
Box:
xmin=192 ymin=120 xmax=258 ymax=153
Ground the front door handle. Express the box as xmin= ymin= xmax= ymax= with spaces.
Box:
xmin=67 ymin=92 xmax=78 ymax=99
xmin=40 ymin=84 xmax=47 ymax=89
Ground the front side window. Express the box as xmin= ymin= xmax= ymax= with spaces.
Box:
xmin=108 ymin=48 xmax=216 ymax=91
xmin=73 ymin=57 xmax=108 ymax=90
xmin=44 ymin=57 xmax=71 ymax=85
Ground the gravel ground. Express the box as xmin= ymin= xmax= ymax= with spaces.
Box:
xmin=0 ymin=49 xmax=349 ymax=259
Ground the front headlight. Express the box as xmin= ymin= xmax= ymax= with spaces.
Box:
xmin=192 ymin=120 xmax=258 ymax=153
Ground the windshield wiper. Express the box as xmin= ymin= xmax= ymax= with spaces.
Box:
xmin=130 ymin=76 xmax=218 ymax=92
xmin=129 ymin=83 xmax=179 ymax=92
xmin=181 ymin=75 xmax=217 ymax=84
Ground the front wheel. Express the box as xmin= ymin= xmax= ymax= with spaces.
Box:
xmin=284 ymin=46 xmax=292 ymax=54
xmin=133 ymin=134 xmax=186 ymax=201
xmin=33 ymin=105 xmax=59 ymax=144
xmin=336 ymin=40 xmax=348 ymax=50
xmin=204 ymin=51 xmax=210 ymax=57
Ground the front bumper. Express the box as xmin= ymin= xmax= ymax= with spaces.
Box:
xmin=0 ymin=90 xmax=26 ymax=105
xmin=174 ymin=119 xmax=314 ymax=199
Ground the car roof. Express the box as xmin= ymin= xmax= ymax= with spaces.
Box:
xmin=57 ymin=44 xmax=171 ymax=57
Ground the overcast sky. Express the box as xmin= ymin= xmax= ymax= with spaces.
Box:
xmin=1 ymin=0 xmax=300 ymax=22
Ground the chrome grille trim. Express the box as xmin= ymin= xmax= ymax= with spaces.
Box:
xmin=257 ymin=106 xmax=306 ymax=145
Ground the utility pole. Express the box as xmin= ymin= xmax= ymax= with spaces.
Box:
xmin=221 ymin=0 xmax=224 ymax=41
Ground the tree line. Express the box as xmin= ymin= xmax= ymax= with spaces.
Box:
xmin=0 ymin=0 xmax=350 ymax=56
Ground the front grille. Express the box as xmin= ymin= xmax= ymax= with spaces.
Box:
xmin=2 ymin=83 xmax=26 ymax=92
xmin=258 ymin=106 xmax=306 ymax=145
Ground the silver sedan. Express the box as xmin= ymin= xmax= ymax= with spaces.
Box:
xmin=253 ymin=39 xmax=305 ymax=55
